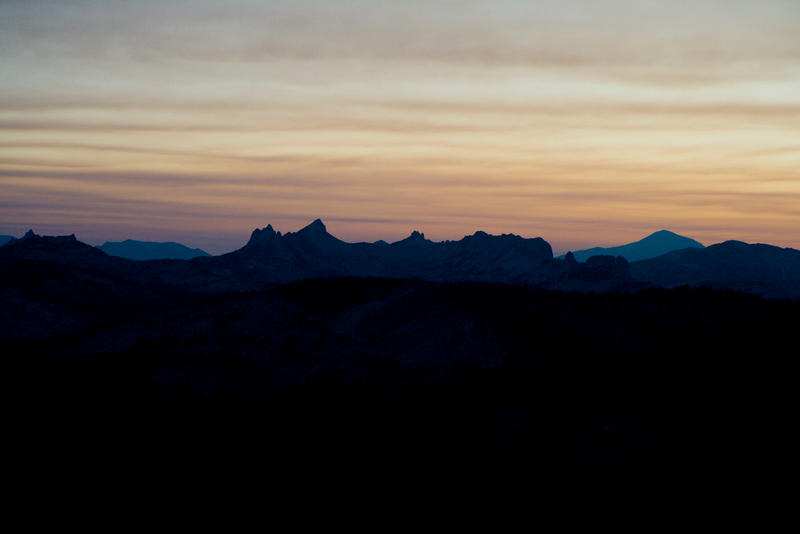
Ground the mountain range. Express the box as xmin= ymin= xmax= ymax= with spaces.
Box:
xmin=4 ymin=220 xmax=799 ymax=483
xmin=172 ymin=219 xmax=634 ymax=294
xmin=98 ymin=239 xmax=210 ymax=260
xmin=559 ymin=229 xmax=704 ymax=262
xmin=631 ymin=240 xmax=800 ymax=299
xmin=4 ymin=228 xmax=704 ymax=263
xmin=2 ymin=221 xmax=799 ymax=301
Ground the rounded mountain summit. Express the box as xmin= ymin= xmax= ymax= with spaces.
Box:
xmin=560 ymin=230 xmax=704 ymax=263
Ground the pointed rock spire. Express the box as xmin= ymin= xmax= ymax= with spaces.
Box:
xmin=300 ymin=218 xmax=327 ymax=234
xmin=247 ymin=224 xmax=279 ymax=246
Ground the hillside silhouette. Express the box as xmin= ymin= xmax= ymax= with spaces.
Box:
xmin=98 ymin=239 xmax=210 ymax=260
xmin=631 ymin=240 xmax=800 ymax=299
xmin=4 ymin=220 xmax=799 ymax=298
xmin=561 ymin=229 xmax=704 ymax=262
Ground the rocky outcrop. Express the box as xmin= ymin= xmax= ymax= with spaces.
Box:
xmin=5 ymin=229 xmax=90 ymax=250
xmin=216 ymin=220 xmax=557 ymax=285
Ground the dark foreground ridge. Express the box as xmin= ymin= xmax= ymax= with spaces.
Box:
xmin=5 ymin=277 xmax=799 ymax=486
xmin=3 ymin=222 xmax=799 ymax=486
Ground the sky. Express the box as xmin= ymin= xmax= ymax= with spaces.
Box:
xmin=1 ymin=0 xmax=798 ymax=254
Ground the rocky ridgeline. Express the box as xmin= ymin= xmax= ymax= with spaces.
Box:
xmin=5 ymin=220 xmax=800 ymax=298
xmin=209 ymin=218 xmax=630 ymax=291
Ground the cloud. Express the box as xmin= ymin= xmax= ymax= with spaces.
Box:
xmin=3 ymin=1 xmax=799 ymax=72
xmin=1 ymin=0 xmax=798 ymax=250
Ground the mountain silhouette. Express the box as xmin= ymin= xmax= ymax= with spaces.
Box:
xmin=5 ymin=225 xmax=799 ymax=487
xmin=631 ymin=240 xmax=800 ymax=299
xmin=0 ymin=235 xmax=15 ymax=246
xmin=98 ymin=239 xmax=210 ymax=260
xmin=562 ymin=230 xmax=703 ymax=262
xmin=1 ymin=223 xmax=631 ymax=295
xmin=207 ymin=218 xmax=620 ymax=289
xmin=4 ymin=229 xmax=97 ymax=252
xmin=4 ymin=222 xmax=799 ymax=299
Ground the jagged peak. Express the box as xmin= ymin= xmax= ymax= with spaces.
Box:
xmin=21 ymin=229 xmax=78 ymax=242
xmin=247 ymin=224 xmax=280 ymax=246
xmin=299 ymin=218 xmax=327 ymax=234
xmin=468 ymin=230 xmax=527 ymax=240
xmin=4 ymin=230 xmax=85 ymax=250
xmin=253 ymin=223 xmax=275 ymax=235
xmin=294 ymin=219 xmax=341 ymax=244
xmin=394 ymin=230 xmax=429 ymax=246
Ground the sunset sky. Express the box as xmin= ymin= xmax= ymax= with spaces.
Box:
xmin=1 ymin=0 xmax=798 ymax=254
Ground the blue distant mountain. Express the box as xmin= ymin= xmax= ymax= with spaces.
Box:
xmin=561 ymin=230 xmax=704 ymax=262
xmin=98 ymin=239 xmax=210 ymax=260
xmin=0 ymin=235 xmax=15 ymax=246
